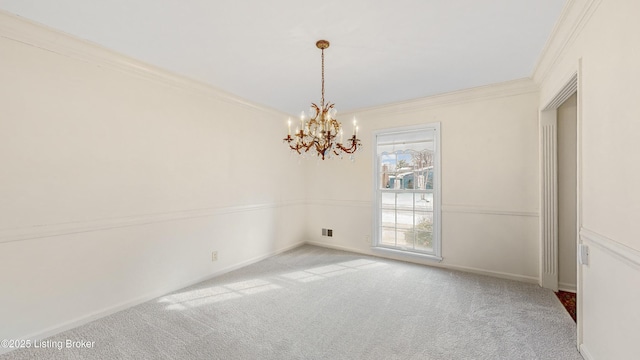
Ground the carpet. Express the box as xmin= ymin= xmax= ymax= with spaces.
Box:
xmin=1 ymin=245 xmax=582 ymax=359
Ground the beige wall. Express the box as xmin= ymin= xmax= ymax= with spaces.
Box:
xmin=5 ymin=1 xmax=640 ymax=358
xmin=536 ymin=0 xmax=640 ymax=358
xmin=557 ymin=93 xmax=577 ymax=292
xmin=0 ymin=13 xmax=306 ymax=346
xmin=305 ymin=80 xmax=541 ymax=282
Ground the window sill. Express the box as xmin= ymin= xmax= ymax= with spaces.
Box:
xmin=372 ymin=246 xmax=443 ymax=263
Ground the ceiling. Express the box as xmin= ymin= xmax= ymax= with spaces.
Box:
xmin=0 ymin=0 xmax=566 ymax=115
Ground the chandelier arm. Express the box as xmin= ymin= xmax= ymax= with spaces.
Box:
xmin=311 ymin=103 xmax=320 ymax=119
xmin=304 ymin=142 xmax=315 ymax=152
xmin=336 ymin=137 xmax=361 ymax=153
xmin=288 ymin=143 xmax=302 ymax=154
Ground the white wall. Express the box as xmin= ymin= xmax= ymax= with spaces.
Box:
xmin=535 ymin=0 xmax=640 ymax=358
xmin=306 ymin=79 xmax=542 ymax=283
xmin=557 ymin=93 xmax=577 ymax=292
xmin=0 ymin=12 xmax=306 ymax=348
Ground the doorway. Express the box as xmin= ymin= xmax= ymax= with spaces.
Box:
xmin=555 ymin=93 xmax=578 ymax=322
xmin=539 ymin=73 xmax=578 ymax=291
xmin=557 ymin=93 xmax=577 ymax=293
xmin=539 ymin=69 xmax=582 ymax=347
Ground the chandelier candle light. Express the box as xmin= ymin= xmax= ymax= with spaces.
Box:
xmin=283 ymin=40 xmax=361 ymax=160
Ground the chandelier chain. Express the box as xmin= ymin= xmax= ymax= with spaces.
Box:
xmin=321 ymin=48 xmax=325 ymax=108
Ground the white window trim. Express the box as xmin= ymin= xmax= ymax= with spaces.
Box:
xmin=371 ymin=123 xmax=442 ymax=262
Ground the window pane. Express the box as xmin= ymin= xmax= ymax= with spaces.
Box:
xmin=415 ymin=230 xmax=433 ymax=251
xmin=414 ymin=193 xmax=433 ymax=212
xmin=380 ymin=227 xmax=396 ymax=247
xmin=381 ymin=192 xmax=395 ymax=207
xmin=396 ymin=210 xmax=414 ymax=228
xmin=380 ymin=209 xmax=396 ymax=227
xmin=414 ymin=211 xmax=433 ymax=226
xmin=397 ymin=209 xmax=415 ymax=249
xmin=379 ymin=154 xmax=397 ymax=189
xmin=396 ymin=193 xmax=413 ymax=211
xmin=398 ymin=228 xmax=413 ymax=248
xmin=402 ymin=212 xmax=431 ymax=250
xmin=426 ymin=168 xmax=434 ymax=190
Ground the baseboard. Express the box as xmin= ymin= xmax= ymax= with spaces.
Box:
xmin=579 ymin=343 xmax=594 ymax=360
xmin=305 ymin=241 xmax=538 ymax=284
xmin=0 ymin=240 xmax=305 ymax=356
xmin=558 ymin=282 xmax=577 ymax=293
xmin=442 ymin=262 xmax=539 ymax=284
xmin=305 ymin=241 xmax=370 ymax=255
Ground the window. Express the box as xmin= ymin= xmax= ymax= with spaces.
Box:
xmin=373 ymin=124 xmax=441 ymax=260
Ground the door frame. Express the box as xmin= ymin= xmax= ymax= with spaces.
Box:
xmin=538 ymin=61 xmax=582 ymax=347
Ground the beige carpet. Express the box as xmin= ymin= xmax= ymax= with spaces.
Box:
xmin=1 ymin=245 xmax=582 ymax=359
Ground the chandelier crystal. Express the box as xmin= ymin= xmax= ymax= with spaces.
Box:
xmin=284 ymin=40 xmax=361 ymax=160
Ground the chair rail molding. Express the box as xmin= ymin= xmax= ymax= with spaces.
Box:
xmin=0 ymin=200 xmax=306 ymax=244
xmin=580 ymin=228 xmax=640 ymax=269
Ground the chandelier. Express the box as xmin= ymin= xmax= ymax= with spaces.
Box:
xmin=283 ymin=40 xmax=361 ymax=160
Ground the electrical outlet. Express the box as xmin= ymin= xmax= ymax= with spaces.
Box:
xmin=327 ymin=229 xmax=333 ymax=237
xmin=212 ymin=251 xmax=218 ymax=262
xmin=322 ymin=228 xmax=327 ymax=236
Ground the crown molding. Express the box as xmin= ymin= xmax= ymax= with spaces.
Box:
xmin=532 ymin=0 xmax=603 ymax=84
xmin=340 ymin=78 xmax=539 ymax=118
xmin=0 ymin=10 xmax=285 ymax=118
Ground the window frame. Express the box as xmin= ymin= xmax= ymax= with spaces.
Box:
xmin=372 ymin=123 xmax=442 ymax=262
